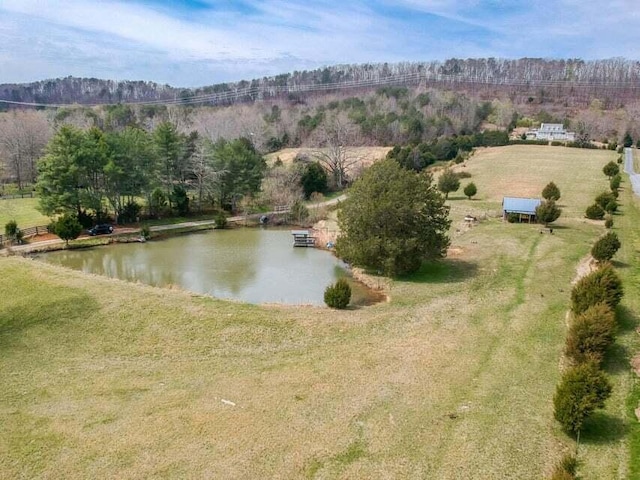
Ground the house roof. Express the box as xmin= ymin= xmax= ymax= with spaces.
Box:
xmin=539 ymin=123 xmax=564 ymax=132
xmin=502 ymin=197 xmax=541 ymax=214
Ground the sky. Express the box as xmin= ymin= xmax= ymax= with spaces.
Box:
xmin=0 ymin=0 xmax=639 ymax=87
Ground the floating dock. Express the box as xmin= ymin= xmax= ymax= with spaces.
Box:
xmin=291 ymin=230 xmax=316 ymax=247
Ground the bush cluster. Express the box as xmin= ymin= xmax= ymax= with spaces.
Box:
xmin=565 ymin=303 xmax=616 ymax=365
xmin=553 ymin=197 xmax=625 ymax=455
xmin=553 ymin=361 xmax=612 ymax=435
xmin=214 ymin=212 xmax=228 ymax=229
xmin=324 ymin=278 xmax=352 ymax=309
xmin=585 ymin=204 xmax=605 ymax=220
xmin=595 ymin=191 xmax=618 ymax=213
xmin=571 ymin=264 xmax=623 ymax=314
xmin=591 ymin=232 xmax=621 ymax=262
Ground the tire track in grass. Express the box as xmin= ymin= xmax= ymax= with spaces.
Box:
xmin=429 ymin=233 xmax=544 ymax=478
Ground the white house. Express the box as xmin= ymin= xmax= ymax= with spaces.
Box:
xmin=526 ymin=123 xmax=575 ymax=142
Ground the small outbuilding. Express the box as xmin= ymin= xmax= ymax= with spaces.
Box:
xmin=502 ymin=197 xmax=542 ymax=223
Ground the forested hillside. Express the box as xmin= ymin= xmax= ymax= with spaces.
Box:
xmin=3 ymin=58 xmax=640 ymax=108
xmin=3 ymin=58 xmax=640 ymax=197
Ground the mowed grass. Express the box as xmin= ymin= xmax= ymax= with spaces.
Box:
xmin=0 ymin=146 xmax=630 ymax=479
xmin=0 ymin=197 xmax=50 ymax=229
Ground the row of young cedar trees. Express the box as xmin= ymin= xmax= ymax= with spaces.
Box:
xmin=549 ymin=163 xmax=624 ymax=480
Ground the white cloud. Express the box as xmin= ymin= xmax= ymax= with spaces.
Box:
xmin=0 ymin=0 xmax=638 ymax=86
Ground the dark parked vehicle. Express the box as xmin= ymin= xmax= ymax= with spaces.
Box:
xmin=88 ymin=224 xmax=114 ymax=236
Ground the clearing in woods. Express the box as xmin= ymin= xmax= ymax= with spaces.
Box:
xmin=1 ymin=145 xmax=636 ymax=479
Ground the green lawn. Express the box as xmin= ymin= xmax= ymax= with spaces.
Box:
xmin=0 ymin=145 xmax=635 ymax=479
xmin=0 ymin=197 xmax=50 ymax=229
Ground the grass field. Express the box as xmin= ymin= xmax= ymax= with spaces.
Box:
xmin=0 ymin=145 xmax=636 ymax=479
xmin=0 ymin=197 xmax=50 ymax=229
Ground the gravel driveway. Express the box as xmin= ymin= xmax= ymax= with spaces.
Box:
xmin=624 ymin=147 xmax=640 ymax=196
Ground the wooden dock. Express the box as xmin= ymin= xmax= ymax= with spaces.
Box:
xmin=291 ymin=230 xmax=316 ymax=247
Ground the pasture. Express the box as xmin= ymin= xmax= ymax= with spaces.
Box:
xmin=1 ymin=145 xmax=637 ymax=479
xmin=0 ymin=196 xmax=49 ymax=229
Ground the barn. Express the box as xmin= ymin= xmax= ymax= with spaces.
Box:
xmin=502 ymin=197 xmax=542 ymax=223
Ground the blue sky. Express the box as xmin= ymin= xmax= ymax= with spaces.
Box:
xmin=0 ymin=0 xmax=638 ymax=87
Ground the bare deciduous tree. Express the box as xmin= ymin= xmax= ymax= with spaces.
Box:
xmin=0 ymin=110 xmax=51 ymax=188
xmin=259 ymin=164 xmax=303 ymax=209
xmin=312 ymin=116 xmax=364 ymax=189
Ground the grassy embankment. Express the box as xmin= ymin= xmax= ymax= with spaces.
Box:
xmin=0 ymin=145 xmax=633 ymax=479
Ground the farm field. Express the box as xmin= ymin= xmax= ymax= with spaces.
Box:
xmin=1 ymin=145 xmax=637 ymax=479
xmin=265 ymin=146 xmax=392 ymax=168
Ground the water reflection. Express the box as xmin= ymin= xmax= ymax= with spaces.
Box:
xmin=41 ymin=229 xmax=378 ymax=306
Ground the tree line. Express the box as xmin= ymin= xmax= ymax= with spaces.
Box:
xmin=35 ymin=122 xmax=269 ymax=225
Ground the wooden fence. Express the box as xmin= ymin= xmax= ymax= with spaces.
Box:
xmin=0 ymin=224 xmax=49 ymax=246
xmin=0 ymin=192 xmax=35 ymax=200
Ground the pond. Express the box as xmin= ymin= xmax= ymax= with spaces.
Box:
xmin=40 ymin=228 xmax=381 ymax=306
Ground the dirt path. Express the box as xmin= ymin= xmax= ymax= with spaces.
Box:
xmin=3 ymin=195 xmax=348 ymax=255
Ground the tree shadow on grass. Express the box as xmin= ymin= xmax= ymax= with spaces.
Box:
xmin=0 ymin=292 xmax=97 ymax=350
xmin=602 ymin=342 xmax=631 ymax=374
xmin=611 ymin=260 xmax=631 ymax=269
xmin=580 ymin=412 xmax=627 ymax=445
xmin=616 ymin=305 xmax=638 ymax=333
xmin=399 ymin=259 xmax=478 ymax=284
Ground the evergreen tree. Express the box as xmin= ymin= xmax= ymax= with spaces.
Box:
xmin=336 ymin=159 xmax=451 ymax=276
xmin=542 ymin=181 xmax=561 ymax=201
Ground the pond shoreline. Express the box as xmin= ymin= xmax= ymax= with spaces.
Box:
xmin=34 ymin=228 xmax=386 ymax=307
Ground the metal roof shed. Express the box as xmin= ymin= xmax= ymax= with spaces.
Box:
xmin=502 ymin=197 xmax=541 ymax=223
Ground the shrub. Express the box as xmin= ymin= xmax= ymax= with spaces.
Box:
xmin=150 ymin=187 xmax=168 ymax=217
xmin=290 ymin=200 xmax=309 ymax=224
xmin=550 ymin=455 xmax=578 ymax=480
xmin=76 ymin=210 xmax=94 ymax=228
xmin=140 ymin=226 xmax=151 ymax=240
xmin=171 ymin=186 xmax=190 ymax=216
xmin=301 ymin=162 xmax=328 ymax=199
xmin=604 ymin=200 xmax=618 ymax=214
xmin=542 ymin=181 xmax=561 ymax=201
xmin=595 ymin=191 xmax=616 ymax=210
xmin=4 ymin=220 xmax=18 ymax=238
xmin=507 ymin=212 xmax=520 ymax=223
xmin=214 ymin=212 xmax=227 ymax=229
xmin=536 ymin=200 xmax=562 ymax=226
xmin=463 ymin=182 xmax=477 ymax=200
xmin=324 ymin=278 xmax=351 ymax=309
xmin=604 ymin=215 xmax=614 ymax=229
xmin=455 ymin=171 xmax=472 ymax=179
xmin=565 ymin=303 xmax=616 ymax=365
xmin=603 ymin=161 xmax=620 ymax=178
xmin=585 ymin=203 xmax=605 ymax=220
xmin=120 ymin=201 xmax=141 ymax=224
xmin=553 ymin=361 xmax=612 ymax=435
xmin=571 ymin=264 xmax=623 ymax=314
xmin=4 ymin=220 xmax=24 ymax=245
xmin=591 ymin=232 xmax=621 ymax=262
xmin=610 ymin=173 xmax=621 ymax=191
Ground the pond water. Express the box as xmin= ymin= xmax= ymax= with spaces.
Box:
xmin=40 ymin=228 xmax=380 ymax=306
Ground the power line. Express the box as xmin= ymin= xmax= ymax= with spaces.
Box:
xmin=2 ymin=71 xmax=640 ymax=109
